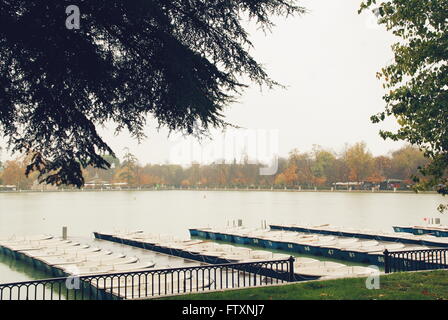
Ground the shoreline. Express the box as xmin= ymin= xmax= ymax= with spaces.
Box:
xmin=0 ymin=187 xmax=437 ymax=195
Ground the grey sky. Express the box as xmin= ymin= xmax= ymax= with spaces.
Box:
xmin=1 ymin=0 xmax=405 ymax=165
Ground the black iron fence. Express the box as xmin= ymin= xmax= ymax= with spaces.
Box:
xmin=384 ymin=248 xmax=448 ymax=273
xmin=0 ymin=257 xmax=295 ymax=300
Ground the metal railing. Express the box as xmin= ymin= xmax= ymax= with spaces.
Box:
xmin=384 ymin=248 xmax=448 ymax=273
xmin=0 ymin=257 xmax=295 ymax=300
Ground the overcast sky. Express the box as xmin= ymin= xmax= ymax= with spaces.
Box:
xmin=1 ymin=0 xmax=406 ymax=165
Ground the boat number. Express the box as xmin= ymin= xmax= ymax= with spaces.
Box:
xmin=254 ymin=239 xmax=259 ymax=244
xmin=288 ymin=244 xmax=293 ymax=249
xmin=304 ymin=246 xmax=310 ymax=251
xmin=328 ymin=250 xmax=334 ymax=255
xmin=349 ymin=253 xmax=355 ymax=258
xmin=378 ymin=257 xmax=384 ymax=262
xmin=268 ymin=241 xmax=273 ymax=246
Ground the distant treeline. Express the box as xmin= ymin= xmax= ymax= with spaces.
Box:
xmin=0 ymin=142 xmax=431 ymax=190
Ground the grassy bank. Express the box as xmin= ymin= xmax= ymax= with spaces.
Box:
xmin=160 ymin=270 xmax=448 ymax=300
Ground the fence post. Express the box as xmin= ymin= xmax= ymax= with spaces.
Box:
xmin=288 ymin=256 xmax=295 ymax=281
xmin=384 ymin=250 xmax=390 ymax=274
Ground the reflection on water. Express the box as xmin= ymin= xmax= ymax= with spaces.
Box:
xmin=0 ymin=250 xmax=51 ymax=283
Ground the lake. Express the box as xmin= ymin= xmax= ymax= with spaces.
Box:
xmin=0 ymin=190 xmax=444 ymax=284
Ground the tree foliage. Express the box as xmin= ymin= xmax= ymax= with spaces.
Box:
xmin=2 ymin=143 xmax=430 ymax=190
xmin=0 ymin=0 xmax=303 ymax=187
xmin=1 ymin=159 xmax=37 ymax=189
xmin=343 ymin=142 xmax=374 ymax=182
xmin=359 ymin=0 xmax=448 ymax=198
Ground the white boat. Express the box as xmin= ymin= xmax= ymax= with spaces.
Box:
xmin=250 ymin=250 xmax=277 ymax=260
xmin=1 ymin=238 xmax=75 ymax=247
xmin=391 ymin=245 xmax=429 ymax=252
xmin=0 ymin=238 xmax=70 ymax=248
xmin=294 ymin=259 xmax=340 ymax=269
xmin=23 ymin=247 xmax=110 ymax=259
xmin=240 ymin=229 xmax=271 ymax=237
xmin=154 ymin=240 xmax=205 ymax=250
xmin=291 ymin=235 xmax=338 ymax=246
xmin=3 ymin=242 xmax=86 ymax=252
xmin=242 ymin=251 xmax=290 ymax=262
xmin=319 ymin=266 xmax=379 ymax=280
xmin=82 ymin=255 xmax=137 ymax=265
xmin=39 ymin=252 xmax=127 ymax=266
xmin=106 ymin=277 xmax=214 ymax=299
xmin=27 ymin=245 xmax=96 ymax=254
xmin=325 ymin=240 xmax=378 ymax=251
xmin=60 ymin=256 xmax=139 ymax=272
xmin=314 ymin=237 xmax=359 ymax=248
xmin=273 ymin=232 xmax=323 ymax=243
xmin=109 ymin=261 xmax=156 ymax=272
xmin=185 ymin=242 xmax=223 ymax=254
xmin=257 ymin=230 xmax=288 ymax=239
xmin=216 ymin=250 xmax=290 ymax=263
xmin=97 ymin=230 xmax=144 ymax=238
xmin=294 ymin=262 xmax=349 ymax=280
xmin=203 ymin=246 xmax=252 ymax=259
xmin=294 ymin=257 xmax=319 ymax=267
xmin=419 ymin=235 xmax=448 ymax=245
xmin=123 ymin=233 xmax=175 ymax=243
xmin=230 ymin=228 xmax=259 ymax=236
xmin=351 ymin=242 xmax=405 ymax=254
xmin=58 ymin=261 xmax=155 ymax=276
xmin=63 ymin=264 xmax=116 ymax=275
xmin=0 ymin=234 xmax=53 ymax=243
xmin=97 ymin=268 xmax=194 ymax=289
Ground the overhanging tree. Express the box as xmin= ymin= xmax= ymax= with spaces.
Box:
xmin=360 ymin=0 xmax=448 ymax=209
xmin=0 ymin=0 xmax=304 ymax=187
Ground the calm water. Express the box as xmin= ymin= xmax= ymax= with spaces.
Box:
xmin=0 ymin=190 xmax=444 ymax=283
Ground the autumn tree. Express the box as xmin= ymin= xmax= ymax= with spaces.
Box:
xmin=1 ymin=159 xmax=35 ymax=189
xmin=387 ymin=145 xmax=428 ymax=181
xmin=276 ymin=162 xmax=298 ymax=186
xmin=271 ymin=157 xmax=288 ymax=186
xmin=184 ymin=163 xmax=201 ymax=187
xmin=276 ymin=150 xmax=300 ymax=186
xmin=343 ymin=142 xmax=374 ymax=182
xmin=116 ymin=148 xmax=138 ymax=186
xmin=369 ymin=155 xmax=391 ymax=183
xmin=312 ymin=146 xmax=337 ymax=185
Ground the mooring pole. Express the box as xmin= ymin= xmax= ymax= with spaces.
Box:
xmin=62 ymin=226 xmax=67 ymax=240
